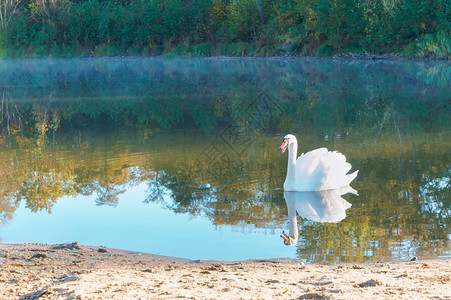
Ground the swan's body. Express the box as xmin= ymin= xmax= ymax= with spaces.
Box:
xmin=281 ymin=186 xmax=356 ymax=246
xmin=279 ymin=134 xmax=358 ymax=191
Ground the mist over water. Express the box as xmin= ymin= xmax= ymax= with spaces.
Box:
xmin=0 ymin=58 xmax=449 ymax=262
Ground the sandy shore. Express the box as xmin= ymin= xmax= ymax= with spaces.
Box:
xmin=1 ymin=243 xmax=450 ymax=299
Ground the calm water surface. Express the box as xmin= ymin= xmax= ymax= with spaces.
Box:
xmin=0 ymin=58 xmax=449 ymax=263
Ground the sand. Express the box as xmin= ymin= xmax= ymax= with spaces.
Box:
xmin=0 ymin=242 xmax=450 ymax=299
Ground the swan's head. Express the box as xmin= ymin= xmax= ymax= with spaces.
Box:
xmin=280 ymin=231 xmax=296 ymax=246
xmin=279 ymin=134 xmax=296 ymax=153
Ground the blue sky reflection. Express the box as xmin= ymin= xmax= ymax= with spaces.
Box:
xmin=1 ymin=183 xmax=295 ymax=261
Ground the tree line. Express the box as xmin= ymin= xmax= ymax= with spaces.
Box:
xmin=0 ymin=0 xmax=449 ymax=58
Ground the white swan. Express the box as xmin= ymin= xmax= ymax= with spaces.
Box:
xmin=279 ymin=134 xmax=358 ymax=191
xmin=281 ymin=186 xmax=356 ymax=246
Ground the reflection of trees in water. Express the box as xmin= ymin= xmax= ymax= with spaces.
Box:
xmin=295 ymin=163 xmax=450 ymax=263
xmin=0 ymin=59 xmax=449 ymax=147
xmin=144 ymin=156 xmax=286 ymax=227
xmin=0 ymin=131 xmax=449 ymax=262
xmin=0 ymin=59 xmax=449 ymax=261
xmin=0 ymin=94 xmax=61 ymax=147
xmin=0 ymin=142 xmax=154 ymax=220
xmin=419 ymin=171 xmax=450 ymax=218
xmin=145 ymin=168 xmax=214 ymax=215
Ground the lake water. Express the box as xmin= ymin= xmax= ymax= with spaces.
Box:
xmin=0 ymin=58 xmax=449 ymax=263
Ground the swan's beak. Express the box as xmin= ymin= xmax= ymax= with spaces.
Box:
xmin=279 ymin=139 xmax=288 ymax=153
xmin=280 ymin=231 xmax=289 ymax=244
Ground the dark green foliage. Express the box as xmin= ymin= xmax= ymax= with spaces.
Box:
xmin=0 ymin=0 xmax=449 ymax=57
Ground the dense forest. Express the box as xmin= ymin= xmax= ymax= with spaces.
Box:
xmin=0 ymin=0 xmax=449 ymax=58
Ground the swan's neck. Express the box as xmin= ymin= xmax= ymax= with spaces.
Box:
xmin=285 ymin=194 xmax=299 ymax=245
xmin=286 ymin=141 xmax=298 ymax=183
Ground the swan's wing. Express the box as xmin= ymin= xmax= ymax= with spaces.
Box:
xmin=295 ymin=148 xmax=328 ymax=174
xmin=294 ymin=148 xmax=328 ymax=190
xmin=293 ymin=190 xmax=351 ymax=222
xmin=295 ymin=148 xmax=358 ymax=190
xmin=322 ymin=151 xmax=358 ymax=189
xmin=315 ymin=190 xmax=351 ymax=222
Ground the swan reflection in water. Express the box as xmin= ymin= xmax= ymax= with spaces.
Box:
xmin=281 ymin=186 xmax=357 ymax=246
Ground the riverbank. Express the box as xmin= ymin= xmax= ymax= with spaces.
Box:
xmin=1 ymin=243 xmax=450 ymax=299
xmin=1 ymin=50 xmax=449 ymax=60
